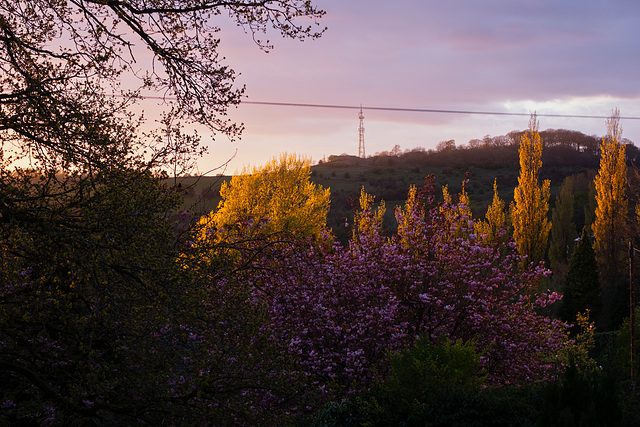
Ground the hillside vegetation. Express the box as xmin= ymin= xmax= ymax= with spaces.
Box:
xmin=177 ymin=128 xmax=639 ymax=243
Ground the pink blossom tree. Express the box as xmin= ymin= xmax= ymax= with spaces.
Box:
xmin=210 ymin=179 xmax=568 ymax=412
xmin=390 ymin=183 xmax=565 ymax=385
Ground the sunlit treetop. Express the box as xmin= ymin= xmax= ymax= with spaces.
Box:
xmin=475 ymin=178 xmax=507 ymax=244
xmin=198 ymin=153 xmax=330 ymax=242
xmin=510 ymin=114 xmax=551 ymax=265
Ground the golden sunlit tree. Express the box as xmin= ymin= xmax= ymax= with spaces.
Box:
xmin=352 ymin=186 xmax=386 ymax=246
xmin=475 ymin=179 xmax=507 ymax=243
xmin=441 ymin=178 xmax=471 ymax=218
xmin=457 ymin=176 xmax=472 ymax=219
xmin=440 ymin=180 xmax=473 ymax=238
xmin=593 ymin=109 xmax=628 ymax=327
xmin=199 ymin=153 xmax=331 ymax=241
xmin=397 ymin=185 xmax=420 ymax=247
xmin=593 ymin=109 xmax=627 ymax=270
xmin=510 ymin=114 xmax=552 ymax=265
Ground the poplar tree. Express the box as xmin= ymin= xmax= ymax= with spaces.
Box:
xmin=475 ymin=178 xmax=507 ymax=243
xmin=441 ymin=179 xmax=472 ymax=238
xmin=593 ymin=109 xmax=628 ymax=327
xmin=510 ymin=114 xmax=552 ymax=265
xmin=593 ymin=109 xmax=627 ymax=274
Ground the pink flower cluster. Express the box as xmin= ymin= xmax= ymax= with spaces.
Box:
xmin=222 ymin=186 xmax=567 ymax=395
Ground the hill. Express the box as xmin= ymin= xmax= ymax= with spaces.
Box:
xmin=172 ymin=128 xmax=640 ymax=243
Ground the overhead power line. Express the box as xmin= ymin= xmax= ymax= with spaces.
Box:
xmin=242 ymin=100 xmax=640 ymax=120
xmin=120 ymin=94 xmax=640 ymax=120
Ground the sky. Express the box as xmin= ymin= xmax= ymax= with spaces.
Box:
xmin=147 ymin=0 xmax=640 ymax=175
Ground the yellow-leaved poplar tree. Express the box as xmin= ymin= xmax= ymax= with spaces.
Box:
xmin=593 ymin=109 xmax=627 ymax=284
xmin=352 ymin=186 xmax=386 ymax=244
xmin=510 ymin=114 xmax=551 ymax=265
xmin=200 ymin=153 xmax=330 ymax=240
xmin=458 ymin=177 xmax=472 ymax=219
xmin=442 ymin=185 xmax=452 ymax=205
xmin=397 ymin=185 xmax=420 ymax=247
xmin=441 ymin=183 xmax=470 ymax=214
xmin=475 ymin=179 xmax=506 ymax=243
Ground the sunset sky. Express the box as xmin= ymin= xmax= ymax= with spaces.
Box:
xmin=155 ymin=0 xmax=640 ymax=174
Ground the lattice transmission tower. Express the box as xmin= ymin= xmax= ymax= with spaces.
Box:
xmin=358 ymin=106 xmax=365 ymax=158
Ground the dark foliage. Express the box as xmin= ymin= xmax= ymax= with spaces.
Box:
xmin=309 ymin=337 xmax=542 ymax=427
xmin=539 ymin=362 xmax=622 ymax=427
xmin=562 ymin=228 xmax=602 ymax=329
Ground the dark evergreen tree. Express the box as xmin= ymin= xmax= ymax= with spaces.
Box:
xmin=561 ymin=227 xmax=601 ymax=328
xmin=549 ymin=176 xmax=577 ymax=272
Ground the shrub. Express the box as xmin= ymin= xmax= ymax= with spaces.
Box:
xmin=310 ymin=338 xmax=542 ymax=427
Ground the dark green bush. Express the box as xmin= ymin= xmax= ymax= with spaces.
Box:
xmin=309 ymin=337 xmax=541 ymax=426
